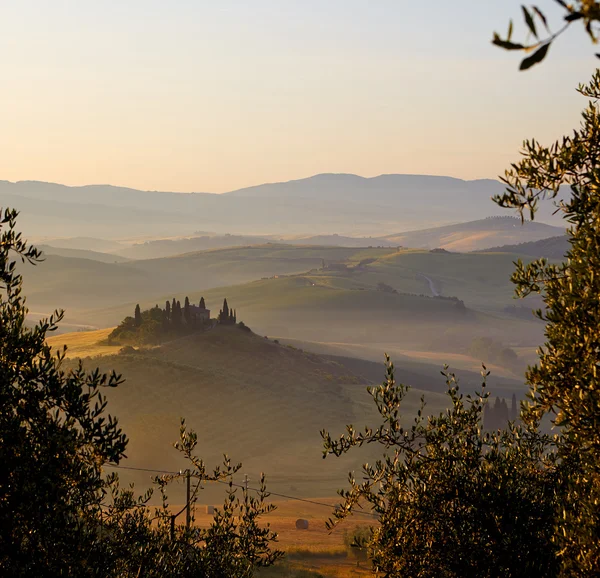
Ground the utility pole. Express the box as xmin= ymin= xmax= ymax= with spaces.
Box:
xmin=186 ymin=470 xmax=191 ymax=529
xmin=243 ymin=474 xmax=249 ymax=493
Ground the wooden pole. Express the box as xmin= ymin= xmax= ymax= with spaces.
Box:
xmin=186 ymin=470 xmax=191 ymax=529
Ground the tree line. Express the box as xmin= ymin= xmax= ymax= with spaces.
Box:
xmin=108 ymin=297 xmax=238 ymax=345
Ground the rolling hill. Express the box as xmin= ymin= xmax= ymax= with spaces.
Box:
xmin=79 ymin=264 xmax=544 ymax=358
xmin=20 ymin=245 xmax=397 ymax=317
xmin=116 ymin=233 xmax=397 ymax=260
xmin=483 ymin=235 xmax=569 ymax=260
xmin=38 ymin=245 xmax=130 ymax=263
xmin=0 ymin=174 xmax=567 ymax=239
xmin=50 ymin=324 xmax=522 ymax=499
xmin=21 ymin=243 xmax=545 ymax=354
xmin=385 ymin=217 xmax=565 ymax=252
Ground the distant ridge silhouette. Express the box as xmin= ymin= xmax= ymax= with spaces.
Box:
xmin=0 ymin=173 xmax=566 ymax=238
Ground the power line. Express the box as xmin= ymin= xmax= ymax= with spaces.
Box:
xmin=104 ymin=462 xmax=378 ymax=519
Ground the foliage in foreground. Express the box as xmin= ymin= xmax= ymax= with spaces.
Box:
xmin=101 ymin=421 xmax=283 ymax=578
xmin=493 ymin=1 xmax=600 ymax=69
xmin=0 ymin=207 xmax=282 ymax=577
xmin=322 ymin=358 xmax=561 ymax=577
xmin=321 ymin=69 xmax=600 ymax=577
xmin=493 ymin=68 xmax=600 ymax=575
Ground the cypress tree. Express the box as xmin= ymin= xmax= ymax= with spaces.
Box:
xmin=499 ymin=399 xmax=509 ymax=425
xmin=511 ymin=393 xmax=518 ymax=422
xmin=165 ymin=300 xmax=171 ymax=320
xmin=220 ymin=298 xmax=229 ymax=323
xmin=173 ymin=300 xmax=182 ymax=326
xmin=134 ymin=304 xmax=142 ymax=327
xmin=199 ymin=297 xmax=206 ymax=309
xmin=184 ymin=296 xmax=190 ymax=324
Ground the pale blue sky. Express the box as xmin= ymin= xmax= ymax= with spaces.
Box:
xmin=0 ymin=1 xmax=596 ymax=191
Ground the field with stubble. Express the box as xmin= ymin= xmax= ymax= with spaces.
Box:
xmin=191 ymin=498 xmax=376 ymax=578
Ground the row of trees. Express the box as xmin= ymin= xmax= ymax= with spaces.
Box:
xmin=483 ymin=394 xmax=519 ymax=431
xmin=218 ymin=298 xmax=237 ymax=324
xmin=111 ymin=297 xmax=237 ymax=345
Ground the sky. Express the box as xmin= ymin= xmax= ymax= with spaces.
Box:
xmin=0 ymin=0 xmax=597 ymax=192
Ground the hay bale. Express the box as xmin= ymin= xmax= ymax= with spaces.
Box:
xmin=295 ymin=518 xmax=309 ymax=530
xmin=119 ymin=345 xmax=136 ymax=355
xmin=206 ymin=505 xmax=215 ymax=515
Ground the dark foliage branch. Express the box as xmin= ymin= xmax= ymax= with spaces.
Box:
xmin=493 ymin=2 xmax=600 ymax=69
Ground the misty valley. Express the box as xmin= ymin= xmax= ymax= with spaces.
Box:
xmin=5 ymin=3 xmax=600 ymax=575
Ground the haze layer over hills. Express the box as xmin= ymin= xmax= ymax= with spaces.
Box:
xmin=16 ymin=171 xmax=565 ymax=509
xmin=1 ymin=173 xmax=566 ymax=239
xmin=48 ymin=323 xmax=523 ymax=498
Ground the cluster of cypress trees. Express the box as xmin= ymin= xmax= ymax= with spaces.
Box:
xmin=483 ymin=394 xmax=518 ymax=431
xmin=161 ymin=296 xmax=208 ymax=327
xmin=218 ymin=298 xmax=237 ymax=324
xmin=132 ymin=296 xmax=237 ymax=330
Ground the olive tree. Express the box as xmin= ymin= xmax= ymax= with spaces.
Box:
xmin=322 ymin=358 xmax=561 ymax=578
xmin=493 ymin=69 xmax=600 ymax=575
xmin=0 ymin=208 xmax=282 ymax=577
xmin=100 ymin=420 xmax=283 ymax=578
xmin=0 ymin=208 xmax=128 ymax=576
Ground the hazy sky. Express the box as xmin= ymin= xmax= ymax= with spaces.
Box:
xmin=0 ymin=1 xmax=596 ymax=192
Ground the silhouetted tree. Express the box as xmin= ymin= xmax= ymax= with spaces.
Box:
xmin=322 ymin=359 xmax=560 ymax=576
xmin=0 ymin=208 xmax=128 ymax=575
xmin=165 ymin=300 xmax=171 ymax=320
xmin=184 ymin=296 xmax=190 ymax=324
xmin=134 ymin=304 xmax=142 ymax=327
xmin=172 ymin=300 xmax=182 ymax=327
xmin=199 ymin=296 xmax=206 ymax=309
xmin=219 ymin=298 xmax=231 ymax=324
xmin=493 ymin=70 xmax=600 ymax=571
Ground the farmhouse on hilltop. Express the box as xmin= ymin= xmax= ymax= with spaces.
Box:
xmin=188 ymin=296 xmax=211 ymax=323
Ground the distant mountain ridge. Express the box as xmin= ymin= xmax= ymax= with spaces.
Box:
xmin=0 ymin=174 xmax=566 ymax=238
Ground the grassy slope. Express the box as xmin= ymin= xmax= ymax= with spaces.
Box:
xmin=80 ymin=248 xmax=543 ymax=354
xmin=483 ymin=235 xmax=569 ymax=260
xmin=47 ymin=327 xmax=122 ymax=357
xmin=58 ymin=325 xmax=450 ymax=498
xmin=38 ymin=245 xmax=131 ymax=263
xmin=385 ymin=217 xmax=564 ymax=251
xmin=354 ymin=250 xmax=528 ymax=311
xmin=21 ymin=245 xmax=396 ymax=316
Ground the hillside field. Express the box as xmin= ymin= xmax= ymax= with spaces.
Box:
xmin=51 ymin=325 xmax=481 ymax=500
